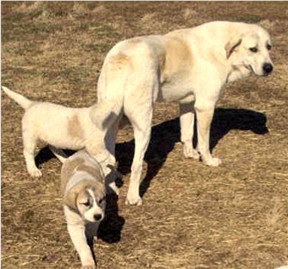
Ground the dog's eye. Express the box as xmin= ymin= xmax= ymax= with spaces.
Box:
xmin=81 ymin=201 xmax=90 ymax=207
xmin=266 ymin=44 xmax=272 ymax=50
xmin=249 ymin=47 xmax=258 ymax=53
xmin=98 ymin=197 xmax=105 ymax=204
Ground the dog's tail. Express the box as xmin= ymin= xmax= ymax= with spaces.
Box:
xmin=2 ymin=86 xmax=33 ymax=110
xmin=89 ymin=100 xmax=123 ymax=131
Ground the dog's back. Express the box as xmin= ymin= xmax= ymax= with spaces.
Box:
xmin=61 ymin=150 xmax=104 ymax=196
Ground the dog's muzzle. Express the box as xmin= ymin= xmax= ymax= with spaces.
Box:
xmin=94 ymin=214 xmax=103 ymax=221
xmin=262 ymin=63 xmax=273 ymax=76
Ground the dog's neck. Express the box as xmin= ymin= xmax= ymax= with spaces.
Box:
xmin=64 ymin=172 xmax=96 ymax=196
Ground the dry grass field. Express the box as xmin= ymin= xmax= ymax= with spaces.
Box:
xmin=1 ymin=2 xmax=288 ymax=269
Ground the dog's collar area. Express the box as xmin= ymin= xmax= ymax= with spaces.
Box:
xmin=64 ymin=172 xmax=97 ymax=196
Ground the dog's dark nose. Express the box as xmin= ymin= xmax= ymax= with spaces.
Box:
xmin=94 ymin=214 xmax=102 ymax=221
xmin=263 ymin=63 xmax=273 ymax=75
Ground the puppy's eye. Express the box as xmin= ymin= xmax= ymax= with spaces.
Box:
xmin=249 ymin=47 xmax=258 ymax=53
xmin=266 ymin=44 xmax=272 ymax=50
xmin=81 ymin=201 xmax=90 ymax=207
xmin=98 ymin=197 xmax=105 ymax=204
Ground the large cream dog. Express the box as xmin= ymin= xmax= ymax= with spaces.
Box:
xmin=61 ymin=150 xmax=106 ymax=269
xmin=91 ymin=21 xmax=273 ymax=206
xmin=2 ymin=86 xmax=117 ymax=178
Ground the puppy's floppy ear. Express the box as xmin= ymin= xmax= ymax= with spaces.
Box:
xmin=63 ymin=186 xmax=79 ymax=211
xmin=225 ymin=37 xmax=242 ymax=58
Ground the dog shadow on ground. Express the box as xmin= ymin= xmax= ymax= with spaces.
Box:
xmin=34 ymin=107 xmax=267 ymax=242
xmin=98 ymin=193 xmax=125 ymax=243
xmin=116 ymin=108 xmax=269 ymax=198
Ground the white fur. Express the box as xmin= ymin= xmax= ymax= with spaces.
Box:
xmin=91 ymin=21 xmax=273 ymax=205
xmin=64 ymin=207 xmax=98 ymax=269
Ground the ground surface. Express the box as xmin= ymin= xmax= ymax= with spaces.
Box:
xmin=1 ymin=2 xmax=288 ymax=269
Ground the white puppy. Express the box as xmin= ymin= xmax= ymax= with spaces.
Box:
xmin=2 ymin=86 xmax=118 ymax=178
xmin=61 ymin=150 xmax=106 ymax=269
xmin=90 ymin=21 xmax=273 ymax=205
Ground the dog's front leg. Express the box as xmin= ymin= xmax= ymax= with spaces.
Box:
xmin=65 ymin=207 xmax=96 ymax=268
xmin=67 ymin=223 xmax=96 ymax=269
xmin=194 ymin=101 xmax=221 ymax=166
xmin=179 ymin=102 xmax=200 ymax=160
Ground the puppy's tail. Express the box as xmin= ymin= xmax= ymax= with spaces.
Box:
xmin=90 ymin=100 xmax=122 ymax=131
xmin=2 ymin=86 xmax=33 ymax=110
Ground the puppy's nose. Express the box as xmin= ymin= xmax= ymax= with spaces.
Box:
xmin=94 ymin=214 xmax=102 ymax=221
xmin=263 ymin=63 xmax=273 ymax=75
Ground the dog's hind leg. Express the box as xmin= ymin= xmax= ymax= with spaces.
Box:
xmin=179 ymin=102 xmax=200 ymax=160
xmin=104 ymin=115 xmax=122 ymax=195
xmin=22 ymin=130 xmax=42 ymax=177
xmin=125 ymin=103 xmax=153 ymax=206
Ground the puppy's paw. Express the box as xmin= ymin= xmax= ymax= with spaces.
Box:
xmin=183 ymin=147 xmax=200 ymax=160
xmin=28 ymin=168 xmax=42 ymax=178
xmin=125 ymin=194 xmax=142 ymax=206
xmin=203 ymin=157 xmax=222 ymax=167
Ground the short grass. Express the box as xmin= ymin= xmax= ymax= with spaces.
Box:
xmin=2 ymin=2 xmax=288 ymax=269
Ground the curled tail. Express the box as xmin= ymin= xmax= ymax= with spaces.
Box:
xmin=2 ymin=86 xmax=33 ymax=110
xmin=89 ymin=100 xmax=123 ymax=131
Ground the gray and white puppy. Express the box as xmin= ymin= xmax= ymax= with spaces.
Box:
xmin=61 ymin=150 xmax=106 ymax=269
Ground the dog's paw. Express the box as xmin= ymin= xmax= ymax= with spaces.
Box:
xmin=125 ymin=195 xmax=142 ymax=206
xmin=183 ymin=147 xmax=200 ymax=160
xmin=203 ymin=157 xmax=222 ymax=167
xmin=28 ymin=168 xmax=42 ymax=178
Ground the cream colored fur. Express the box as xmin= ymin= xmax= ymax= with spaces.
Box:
xmin=2 ymin=86 xmax=119 ymax=177
xmin=91 ymin=21 xmax=273 ymax=205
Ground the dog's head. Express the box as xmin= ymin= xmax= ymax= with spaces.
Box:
xmin=225 ymin=24 xmax=273 ymax=77
xmin=64 ymin=180 xmax=106 ymax=223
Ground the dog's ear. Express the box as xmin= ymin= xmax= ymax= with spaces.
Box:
xmin=63 ymin=186 xmax=79 ymax=211
xmin=225 ymin=37 xmax=242 ymax=58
